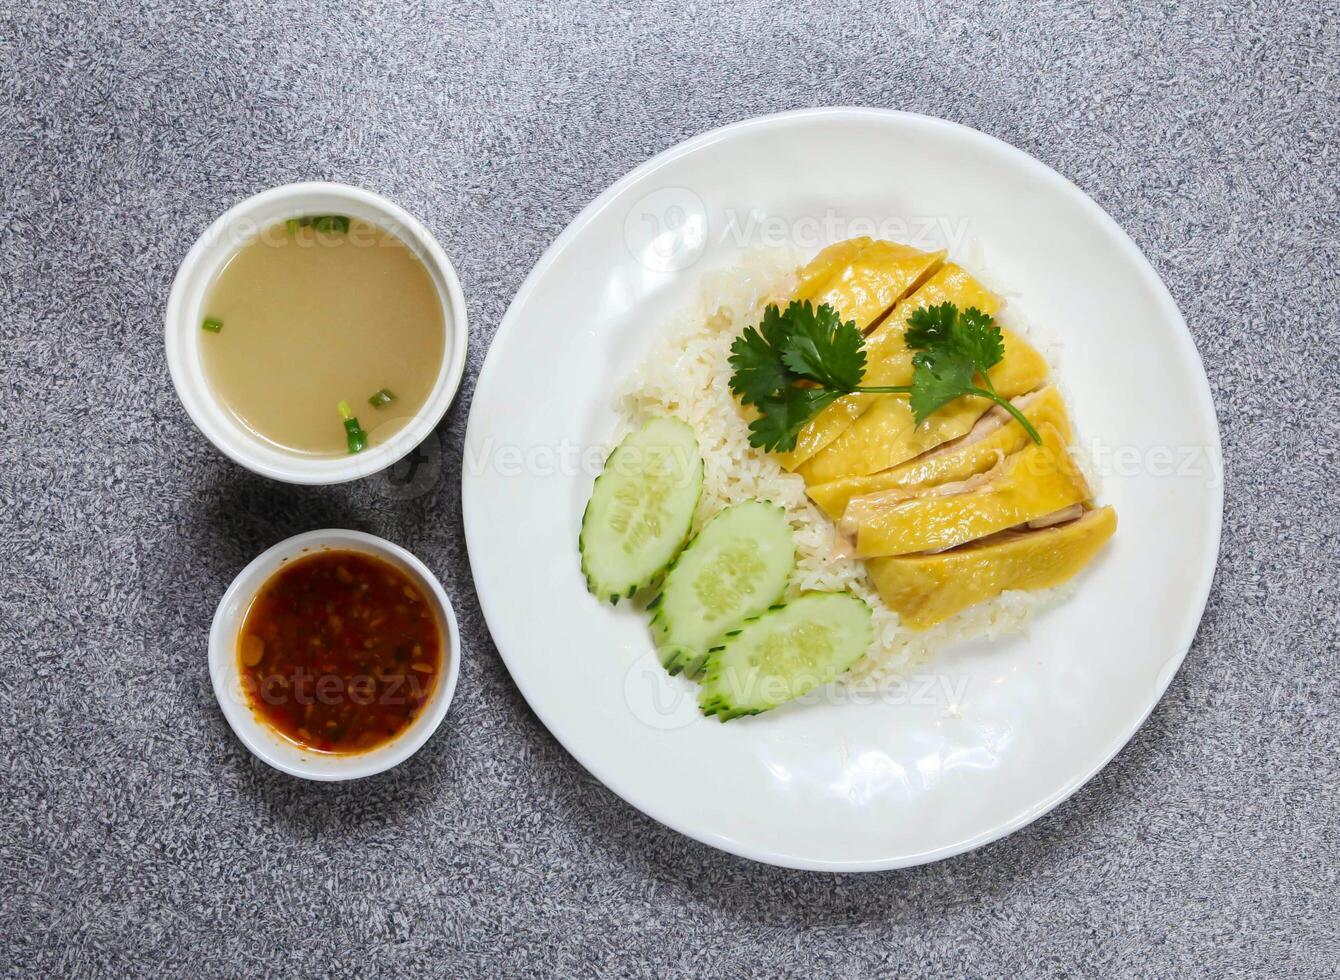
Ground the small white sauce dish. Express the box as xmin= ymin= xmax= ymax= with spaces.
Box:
xmin=165 ymin=181 xmax=468 ymax=485
xmin=209 ymin=529 xmax=461 ymax=781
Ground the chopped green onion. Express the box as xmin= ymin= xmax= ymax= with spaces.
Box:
xmin=338 ymin=401 xmax=367 ymax=454
xmin=202 ymin=317 xmax=223 ymax=333
xmin=313 ymin=215 xmax=351 ymax=234
xmin=284 ymin=218 xmax=300 ymax=234
xmin=368 ymin=388 xmax=396 ymax=408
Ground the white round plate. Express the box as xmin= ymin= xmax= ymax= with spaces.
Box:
xmin=462 ymin=108 xmax=1222 ymax=871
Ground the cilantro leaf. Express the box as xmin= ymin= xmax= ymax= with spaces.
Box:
xmin=905 ymin=303 xmax=1005 ymax=375
xmin=747 ymin=387 xmax=845 ymax=453
xmin=904 ymin=302 xmax=1038 ymax=440
xmin=776 ymin=301 xmax=866 ymax=392
xmin=728 ymin=321 xmax=793 ymax=407
xmin=955 ymin=307 xmax=1005 ymax=372
xmin=903 ymin=301 xmax=960 ymax=352
xmin=908 ymin=350 xmax=973 ymax=425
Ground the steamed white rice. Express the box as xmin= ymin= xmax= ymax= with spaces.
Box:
xmin=615 ymin=246 xmax=1073 ymax=685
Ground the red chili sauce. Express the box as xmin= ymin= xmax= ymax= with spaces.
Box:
xmin=238 ymin=550 xmax=442 ymax=753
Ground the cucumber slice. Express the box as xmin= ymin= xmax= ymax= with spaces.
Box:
xmin=580 ymin=417 xmax=704 ymax=604
xmin=699 ymin=592 xmax=873 ymax=721
xmin=649 ymin=500 xmax=795 ymax=677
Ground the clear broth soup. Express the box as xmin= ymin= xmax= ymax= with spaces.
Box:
xmin=201 ymin=218 xmax=445 ymax=457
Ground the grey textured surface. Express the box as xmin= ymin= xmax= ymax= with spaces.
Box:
xmin=1 ymin=0 xmax=1337 ymax=976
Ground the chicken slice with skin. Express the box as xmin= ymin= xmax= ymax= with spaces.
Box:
xmin=792 ymin=239 xmax=945 ymax=337
xmin=839 ymin=423 xmax=1090 ymax=558
xmin=789 ymin=237 xmax=871 ymax=302
xmin=865 ymin=506 xmax=1117 ymax=629
xmin=806 ymin=386 xmax=1072 ymax=519
xmin=798 ymin=325 xmax=1049 ymax=484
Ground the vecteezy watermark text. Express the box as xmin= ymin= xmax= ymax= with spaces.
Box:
xmin=621 ymin=648 xmax=972 ymax=730
xmin=721 ymin=208 xmax=974 ymax=255
xmin=461 ymin=434 xmax=1223 ymax=490
xmin=622 ymin=184 xmax=978 ymax=273
xmin=235 ymin=665 xmax=433 ymax=708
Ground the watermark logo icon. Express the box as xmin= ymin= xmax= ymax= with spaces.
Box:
xmin=622 ymin=649 xmax=701 ymax=730
xmin=368 ymin=423 xmax=443 ymax=501
xmin=623 ymin=187 xmax=709 ymax=273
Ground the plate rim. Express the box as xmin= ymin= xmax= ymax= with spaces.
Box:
xmin=461 ymin=107 xmax=1224 ymax=871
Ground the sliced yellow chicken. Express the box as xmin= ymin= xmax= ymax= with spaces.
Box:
xmin=791 ymin=237 xmax=871 ymax=301
xmin=865 ymin=506 xmax=1117 ymax=629
xmin=861 ymin=261 xmax=1003 ymax=361
xmin=777 ymin=260 xmax=992 ymax=471
xmin=806 ymin=386 xmax=1072 ymax=519
xmin=840 ymin=423 xmax=1090 ymax=558
xmin=809 ymin=240 xmax=944 ymax=333
xmin=798 ymin=326 xmax=1049 ymax=484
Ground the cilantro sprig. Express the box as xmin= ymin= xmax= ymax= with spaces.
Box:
xmin=727 ymin=300 xmax=1042 ymax=452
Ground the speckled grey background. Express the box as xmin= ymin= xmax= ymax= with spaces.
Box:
xmin=1 ymin=0 xmax=1337 ymax=976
